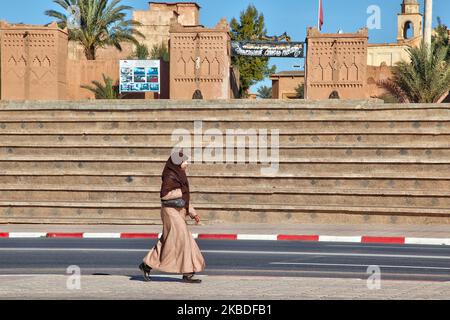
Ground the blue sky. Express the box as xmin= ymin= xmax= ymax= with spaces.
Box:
xmin=1 ymin=0 xmax=449 ymax=91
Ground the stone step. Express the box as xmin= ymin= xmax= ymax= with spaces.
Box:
xmin=2 ymin=204 xmax=449 ymax=224
xmin=1 ymin=201 xmax=448 ymax=215
xmin=1 ymin=147 xmax=449 ymax=163
xmin=1 ymin=155 xmax=448 ymax=164
xmin=1 ymin=182 xmax=449 ymax=196
xmin=0 ymin=162 xmax=448 ymax=178
xmin=2 ymin=99 xmax=445 ymax=108
xmin=0 ymin=190 xmax=448 ymax=208
xmin=0 ymin=205 xmax=162 ymax=224
xmin=1 ymin=183 xmax=448 ymax=196
xmin=0 ymin=99 xmax=417 ymax=109
xmin=0 ymin=99 xmax=386 ymax=108
xmin=1 ymin=108 xmax=449 ymax=121
xmin=0 ymin=134 xmax=448 ymax=148
xmin=0 ymin=176 xmax=448 ymax=190
xmin=1 ymin=121 xmax=448 ymax=134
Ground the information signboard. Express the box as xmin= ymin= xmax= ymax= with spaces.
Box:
xmin=119 ymin=60 xmax=160 ymax=93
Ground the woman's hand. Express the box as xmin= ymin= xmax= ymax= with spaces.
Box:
xmin=189 ymin=203 xmax=201 ymax=225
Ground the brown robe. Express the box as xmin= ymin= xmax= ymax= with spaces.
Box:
xmin=143 ymin=152 xmax=206 ymax=274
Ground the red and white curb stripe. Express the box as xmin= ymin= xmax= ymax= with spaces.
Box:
xmin=1 ymin=232 xmax=450 ymax=246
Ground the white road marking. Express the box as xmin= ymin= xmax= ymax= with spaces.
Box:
xmin=8 ymin=233 xmax=47 ymax=238
xmin=269 ymin=262 xmax=450 ymax=271
xmin=319 ymin=236 xmax=362 ymax=243
xmin=405 ymin=238 xmax=450 ymax=246
xmin=237 ymin=234 xmax=278 ymax=241
xmin=83 ymin=233 xmax=121 ymax=239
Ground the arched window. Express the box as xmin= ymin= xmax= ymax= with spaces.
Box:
xmin=403 ymin=21 xmax=414 ymax=39
xmin=192 ymin=89 xmax=203 ymax=99
xmin=329 ymin=91 xmax=340 ymax=99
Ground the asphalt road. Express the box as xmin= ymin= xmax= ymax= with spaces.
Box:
xmin=0 ymin=239 xmax=450 ymax=282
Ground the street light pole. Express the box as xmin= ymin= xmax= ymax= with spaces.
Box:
xmin=424 ymin=0 xmax=433 ymax=48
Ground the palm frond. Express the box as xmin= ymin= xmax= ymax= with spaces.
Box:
xmin=81 ymin=74 xmax=119 ymax=99
xmin=381 ymin=42 xmax=450 ymax=103
xmin=45 ymin=0 xmax=141 ymax=60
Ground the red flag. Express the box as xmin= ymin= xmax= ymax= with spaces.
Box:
xmin=318 ymin=0 xmax=324 ymax=31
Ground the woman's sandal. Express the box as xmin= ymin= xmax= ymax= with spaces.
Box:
xmin=182 ymin=273 xmax=202 ymax=284
xmin=139 ymin=263 xmax=152 ymax=282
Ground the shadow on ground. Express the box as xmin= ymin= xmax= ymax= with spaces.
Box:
xmin=128 ymin=275 xmax=184 ymax=283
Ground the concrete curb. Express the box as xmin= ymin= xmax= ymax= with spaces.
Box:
xmin=1 ymin=232 xmax=450 ymax=245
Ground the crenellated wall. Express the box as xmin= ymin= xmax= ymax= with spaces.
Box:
xmin=0 ymin=21 xmax=68 ymax=100
xmin=305 ymin=27 xmax=369 ymax=100
xmin=169 ymin=19 xmax=231 ymax=99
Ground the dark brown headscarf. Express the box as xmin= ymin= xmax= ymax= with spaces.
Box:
xmin=160 ymin=150 xmax=190 ymax=210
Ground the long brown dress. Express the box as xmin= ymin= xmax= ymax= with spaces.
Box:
xmin=142 ymin=152 xmax=205 ymax=274
xmin=143 ymin=206 xmax=205 ymax=274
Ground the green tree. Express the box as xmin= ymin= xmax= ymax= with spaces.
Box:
xmin=150 ymin=43 xmax=170 ymax=62
xmin=256 ymin=85 xmax=272 ymax=99
xmin=45 ymin=0 xmax=144 ymax=60
xmin=230 ymin=5 xmax=276 ymax=97
xmin=295 ymin=84 xmax=304 ymax=99
xmin=433 ymin=17 xmax=450 ymax=62
xmin=381 ymin=42 xmax=450 ymax=103
xmin=81 ymin=74 xmax=119 ymax=99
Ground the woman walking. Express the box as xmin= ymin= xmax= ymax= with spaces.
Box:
xmin=139 ymin=150 xmax=205 ymax=283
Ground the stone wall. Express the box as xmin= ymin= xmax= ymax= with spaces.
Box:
xmin=367 ymin=64 xmax=394 ymax=98
xmin=133 ymin=2 xmax=200 ymax=55
xmin=367 ymin=44 xmax=411 ymax=67
xmin=270 ymin=72 xmax=305 ymax=99
xmin=66 ymin=59 xmax=170 ymax=100
xmin=67 ymin=59 xmax=119 ymax=100
xmin=67 ymin=41 xmax=134 ymax=61
xmin=0 ymin=100 xmax=449 ymax=225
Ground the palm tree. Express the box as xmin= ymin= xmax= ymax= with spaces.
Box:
xmin=45 ymin=0 xmax=144 ymax=60
xmin=433 ymin=17 xmax=450 ymax=62
xmin=256 ymin=85 xmax=272 ymax=99
xmin=130 ymin=43 xmax=149 ymax=60
xmin=380 ymin=42 xmax=450 ymax=103
xmin=81 ymin=74 xmax=119 ymax=99
xmin=150 ymin=43 xmax=170 ymax=62
xmin=295 ymin=84 xmax=304 ymax=99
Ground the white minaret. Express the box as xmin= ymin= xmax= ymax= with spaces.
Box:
xmin=424 ymin=0 xmax=433 ymax=48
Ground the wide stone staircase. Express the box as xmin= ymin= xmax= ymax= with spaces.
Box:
xmin=0 ymin=100 xmax=449 ymax=224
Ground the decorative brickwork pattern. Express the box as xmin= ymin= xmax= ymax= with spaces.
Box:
xmin=305 ymin=27 xmax=368 ymax=100
xmin=169 ymin=19 xmax=231 ymax=99
xmin=0 ymin=22 xmax=67 ymax=100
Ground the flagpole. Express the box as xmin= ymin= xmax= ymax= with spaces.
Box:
xmin=424 ymin=0 xmax=433 ymax=49
xmin=317 ymin=0 xmax=320 ymax=30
